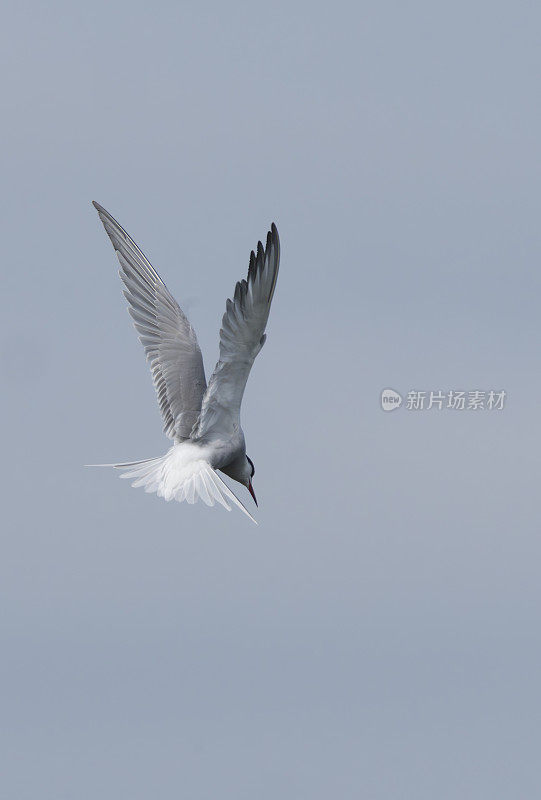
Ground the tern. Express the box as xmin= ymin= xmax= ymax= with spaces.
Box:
xmin=90 ymin=202 xmax=280 ymax=524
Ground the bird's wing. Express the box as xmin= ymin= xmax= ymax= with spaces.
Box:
xmin=192 ymin=223 xmax=280 ymax=441
xmin=93 ymin=202 xmax=207 ymax=441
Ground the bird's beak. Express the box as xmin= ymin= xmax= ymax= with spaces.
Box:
xmin=248 ymin=480 xmax=258 ymax=507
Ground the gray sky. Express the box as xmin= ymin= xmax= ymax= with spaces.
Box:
xmin=1 ymin=1 xmax=540 ymax=797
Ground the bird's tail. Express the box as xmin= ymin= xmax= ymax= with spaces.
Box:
xmin=86 ymin=448 xmax=257 ymax=523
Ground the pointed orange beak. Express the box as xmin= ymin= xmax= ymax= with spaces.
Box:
xmin=248 ymin=480 xmax=258 ymax=507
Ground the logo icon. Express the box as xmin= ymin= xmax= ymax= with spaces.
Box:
xmin=381 ymin=388 xmax=402 ymax=411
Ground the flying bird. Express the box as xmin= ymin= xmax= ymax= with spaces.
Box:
xmin=90 ymin=203 xmax=280 ymax=523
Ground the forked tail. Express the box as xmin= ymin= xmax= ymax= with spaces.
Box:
xmin=86 ymin=449 xmax=257 ymax=524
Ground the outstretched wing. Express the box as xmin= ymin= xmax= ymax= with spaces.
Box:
xmin=93 ymin=202 xmax=207 ymax=441
xmin=192 ymin=223 xmax=280 ymax=441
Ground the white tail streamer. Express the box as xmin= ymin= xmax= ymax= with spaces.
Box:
xmin=87 ymin=446 xmax=257 ymax=524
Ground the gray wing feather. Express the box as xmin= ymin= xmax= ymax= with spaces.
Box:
xmin=192 ymin=223 xmax=280 ymax=441
xmin=93 ymin=202 xmax=207 ymax=441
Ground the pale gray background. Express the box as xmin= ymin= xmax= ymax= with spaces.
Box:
xmin=1 ymin=1 xmax=540 ymax=798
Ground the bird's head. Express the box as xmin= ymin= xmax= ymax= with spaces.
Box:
xmin=245 ymin=455 xmax=257 ymax=506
